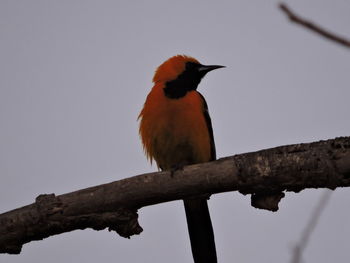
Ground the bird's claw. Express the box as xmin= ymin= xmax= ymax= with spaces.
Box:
xmin=170 ymin=163 xmax=185 ymax=177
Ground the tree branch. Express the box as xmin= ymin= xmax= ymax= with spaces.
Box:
xmin=279 ymin=3 xmax=350 ymax=49
xmin=1 ymin=137 xmax=350 ymax=254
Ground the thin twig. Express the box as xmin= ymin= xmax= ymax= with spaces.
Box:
xmin=279 ymin=3 xmax=350 ymax=49
xmin=291 ymin=190 xmax=333 ymax=263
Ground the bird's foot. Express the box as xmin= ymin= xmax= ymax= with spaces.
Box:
xmin=169 ymin=163 xmax=186 ymax=177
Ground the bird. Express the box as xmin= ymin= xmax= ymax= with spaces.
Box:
xmin=138 ymin=55 xmax=224 ymax=263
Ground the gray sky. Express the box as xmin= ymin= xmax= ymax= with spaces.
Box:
xmin=1 ymin=0 xmax=349 ymax=262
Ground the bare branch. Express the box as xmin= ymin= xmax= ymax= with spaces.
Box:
xmin=291 ymin=190 xmax=332 ymax=263
xmin=279 ymin=3 xmax=350 ymax=49
xmin=1 ymin=137 xmax=350 ymax=254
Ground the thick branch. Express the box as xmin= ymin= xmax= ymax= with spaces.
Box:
xmin=1 ymin=137 xmax=350 ymax=254
xmin=279 ymin=3 xmax=350 ymax=49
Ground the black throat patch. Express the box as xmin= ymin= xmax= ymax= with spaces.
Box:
xmin=164 ymin=62 xmax=203 ymax=99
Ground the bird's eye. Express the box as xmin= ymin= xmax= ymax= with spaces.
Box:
xmin=185 ymin=62 xmax=200 ymax=70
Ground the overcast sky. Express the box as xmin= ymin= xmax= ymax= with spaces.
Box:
xmin=1 ymin=0 xmax=350 ymax=262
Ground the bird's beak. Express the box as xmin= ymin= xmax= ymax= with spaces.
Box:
xmin=198 ymin=64 xmax=225 ymax=74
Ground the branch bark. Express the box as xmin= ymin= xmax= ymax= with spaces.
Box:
xmin=1 ymin=137 xmax=350 ymax=254
xmin=279 ymin=3 xmax=350 ymax=49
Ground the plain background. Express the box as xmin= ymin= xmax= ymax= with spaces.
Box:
xmin=1 ymin=0 xmax=349 ymax=262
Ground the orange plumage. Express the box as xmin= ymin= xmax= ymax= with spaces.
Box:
xmin=139 ymin=81 xmax=211 ymax=168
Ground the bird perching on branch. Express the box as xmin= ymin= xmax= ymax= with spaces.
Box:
xmin=139 ymin=55 xmax=224 ymax=263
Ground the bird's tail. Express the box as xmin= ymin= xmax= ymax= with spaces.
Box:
xmin=183 ymin=198 xmax=217 ymax=263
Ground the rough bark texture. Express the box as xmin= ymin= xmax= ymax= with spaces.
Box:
xmin=1 ymin=137 xmax=350 ymax=254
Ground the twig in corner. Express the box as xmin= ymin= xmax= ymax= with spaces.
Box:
xmin=279 ymin=3 xmax=350 ymax=49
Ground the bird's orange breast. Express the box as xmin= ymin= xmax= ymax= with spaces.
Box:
xmin=139 ymin=84 xmax=211 ymax=170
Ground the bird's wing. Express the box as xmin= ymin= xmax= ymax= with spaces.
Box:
xmin=198 ymin=92 xmax=216 ymax=161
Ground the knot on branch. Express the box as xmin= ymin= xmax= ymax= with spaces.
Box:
xmin=235 ymin=151 xmax=286 ymax=211
xmin=35 ymin=193 xmax=64 ymax=219
xmin=251 ymin=192 xmax=285 ymax=212
xmin=106 ymin=209 xmax=143 ymax=238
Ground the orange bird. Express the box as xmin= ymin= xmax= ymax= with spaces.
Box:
xmin=139 ymin=55 xmax=224 ymax=263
